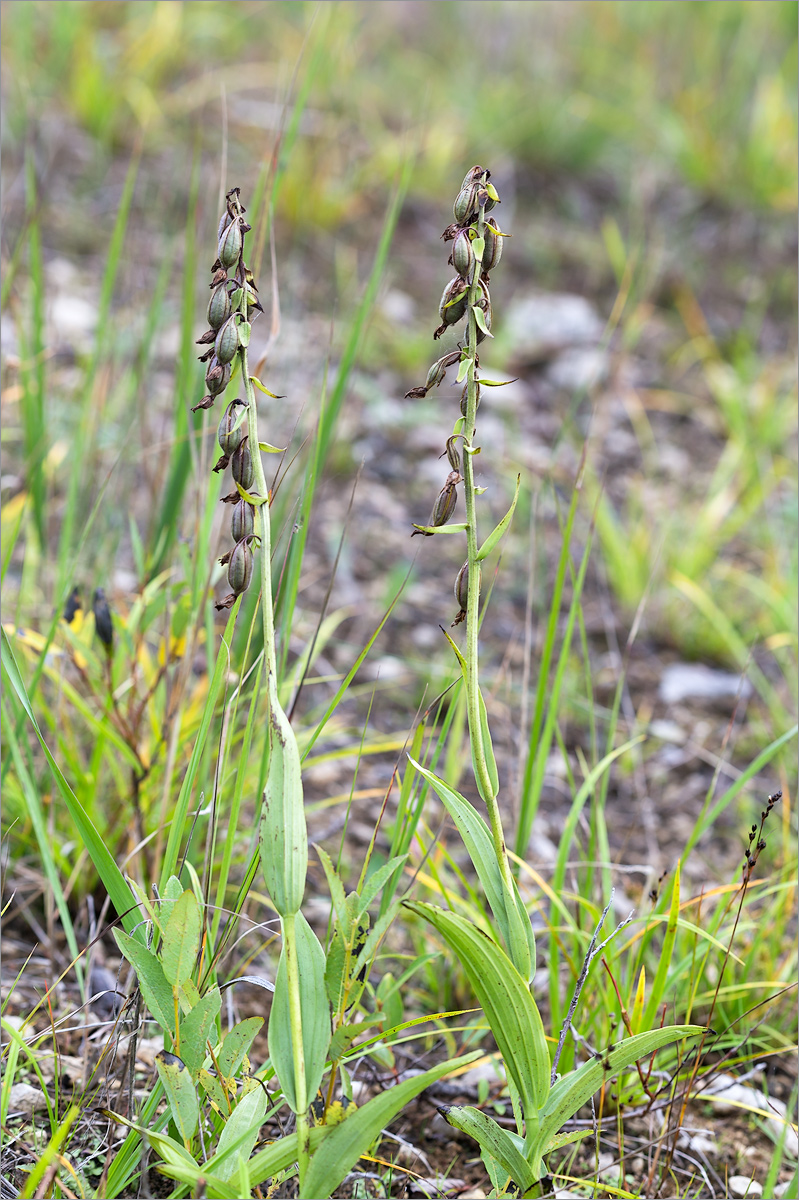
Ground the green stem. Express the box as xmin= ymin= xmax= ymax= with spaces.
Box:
xmin=461 ymin=193 xmax=516 ymax=904
xmin=233 ymin=210 xmax=309 ymax=1186
xmin=282 ymin=910 xmax=310 ymax=1185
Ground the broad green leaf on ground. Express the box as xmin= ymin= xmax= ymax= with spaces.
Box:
xmin=405 ymin=902 xmax=548 ymax=1116
xmin=113 ymin=929 xmax=175 ymax=1036
xmin=161 ymin=890 xmax=202 ymax=987
xmin=206 ymin=1087 xmax=269 ymax=1182
xmin=155 ymin=1051 xmax=199 ymax=1143
xmin=179 ymin=986 xmax=221 ymax=1077
xmin=300 ymin=1051 xmax=482 ymax=1199
xmin=268 ymin=913 xmax=330 ymax=1113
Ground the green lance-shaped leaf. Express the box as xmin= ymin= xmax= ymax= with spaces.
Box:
xmin=155 ymin=1051 xmax=199 ymax=1144
xmin=404 ymin=902 xmax=549 ymax=1117
xmin=408 ymin=757 xmax=533 ymax=982
xmin=268 ymin=913 xmax=330 ymax=1113
xmin=206 ymin=1086 xmax=268 ymax=1183
xmin=260 ymin=674 xmax=307 ymax=917
xmin=161 ymin=890 xmax=202 ymax=987
xmin=411 ymin=521 xmax=468 ymax=536
xmin=473 ymin=305 xmax=493 ymax=338
xmin=441 ymin=1105 xmax=535 ymax=1193
xmin=538 ymin=1025 xmax=704 ymax=1149
xmin=113 ymin=928 xmax=175 ymax=1036
xmin=477 ymin=474 xmax=521 ymax=561
xmin=178 ymin=986 xmax=221 ymax=1078
xmin=299 ymin=1050 xmax=482 ymax=1200
xmin=217 ymin=1016 xmax=264 ymax=1080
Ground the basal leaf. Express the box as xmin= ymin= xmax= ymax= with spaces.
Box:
xmin=155 ymin=1051 xmax=199 ymax=1143
xmin=113 ymin=928 xmax=175 ymax=1036
xmin=260 ymin=676 xmax=307 ymax=918
xmin=179 ymin=986 xmax=221 ymax=1077
xmin=405 ymin=903 xmax=548 ymax=1116
xmin=268 ymin=913 xmax=330 ymax=1113
xmin=161 ymin=890 xmax=201 ymax=987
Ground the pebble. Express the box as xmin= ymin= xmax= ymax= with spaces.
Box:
xmin=729 ymin=1176 xmax=762 ymax=1198
xmin=697 ymin=1075 xmax=799 ymax=1158
xmin=505 ymin=291 xmax=603 ymax=363
xmin=8 ymin=1083 xmax=48 ymax=1115
xmin=658 ymin=663 xmax=751 ymax=706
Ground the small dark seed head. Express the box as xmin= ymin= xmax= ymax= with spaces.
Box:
xmin=205 ymin=357 xmax=231 ymax=397
xmin=217 ymin=399 xmax=246 ymax=456
xmin=227 ymin=538 xmax=253 ymax=595
xmin=218 ymin=218 xmax=243 ymax=269
xmin=231 ymin=437 xmax=254 ymax=491
xmin=231 ymin=498 xmax=255 ymax=543
xmin=207 ymin=283 xmax=232 ymax=330
xmin=214 ymin=315 xmax=240 ymax=365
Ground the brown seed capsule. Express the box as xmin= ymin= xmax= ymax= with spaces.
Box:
xmin=231 ymin=497 xmax=255 ymax=543
xmin=205 ymin=357 xmax=232 ymax=397
xmin=437 ymin=278 xmax=469 ymax=330
xmin=445 ymin=435 xmax=461 ymax=472
xmin=231 ymin=437 xmax=254 ymax=491
xmin=207 ymin=283 xmax=232 ymax=330
xmin=214 ymin=315 xmax=240 ymax=365
xmin=217 ymin=399 xmax=246 ymax=456
xmin=451 ymin=228 xmax=475 ymax=281
xmin=477 ymin=186 xmax=496 ymax=215
xmin=452 ymin=560 xmax=480 ymax=626
xmin=453 ymin=183 xmax=479 ymax=225
xmin=482 ymin=217 xmax=503 ymax=276
xmin=218 ymin=218 xmax=243 ymax=269
xmin=460 ymin=165 xmax=489 ymax=191
xmin=431 ymin=471 xmax=461 ymax=526
xmin=227 ymin=538 xmax=253 ymax=595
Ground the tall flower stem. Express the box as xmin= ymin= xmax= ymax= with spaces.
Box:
xmin=232 ymin=219 xmax=310 ymax=1186
xmin=460 ymin=194 xmax=516 ymax=905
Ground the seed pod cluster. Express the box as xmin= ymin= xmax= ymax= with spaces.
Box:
xmin=404 ymin=168 xmax=506 ymax=625
xmin=193 ymin=187 xmax=263 ymax=415
xmin=197 ymin=189 xmax=265 ymax=611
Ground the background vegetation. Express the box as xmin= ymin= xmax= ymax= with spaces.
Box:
xmin=2 ymin=3 xmax=796 ymax=1197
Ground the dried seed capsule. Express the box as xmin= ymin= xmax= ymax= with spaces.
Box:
xmin=231 ymin=437 xmax=254 ymax=491
xmin=451 ymin=228 xmax=475 ymax=281
xmin=431 ymin=471 xmax=460 ymax=526
xmin=482 ymin=217 xmax=503 ymax=276
xmin=231 ymin=497 xmax=255 ymax=543
xmin=477 ymin=186 xmax=496 ymax=214
xmin=452 ymin=560 xmax=480 ymax=626
xmin=205 ymin=357 xmax=232 ymax=397
xmin=436 ymin=277 xmax=469 ymax=334
xmin=445 ymin=435 xmax=461 ymax=472
xmin=217 ymin=399 xmax=246 ymax=456
xmin=227 ymin=538 xmax=253 ymax=595
xmin=207 ymin=283 xmax=232 ymax=330
xmin=218 ymin=217 xmax=243 ymax=269
xmin=453 ymin=183 xmax=479 ymax=225
xmin=214 ymin=315 xmax=240 ymax=365
xmin=460 ymin=165 xmax=489 ymax=191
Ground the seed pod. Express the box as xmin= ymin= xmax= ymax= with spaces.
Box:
xmin=231 ymin=437 xmax=254 ymax=491
xmin=231 ymin=497 xmax=255 ymax=543
xmin=438 ymin=278 xmax=469 ymax=327
xmin=227 ymin=538 xmax=253 ymax=596
xmin=477 ymin=186 xmax=496 ymax=215
xmin=218 ymin=218 xmax=243 ymax=269
xmin=217 ymin=399 xmax=246 ymax=456
xmin=460 ymin=165 xmax=488 ymax=191
xmin=460 ymin=382 xmax=481 ymax=417
xmin=205 ymin=357 xmax=232 ymax=397
xmin=453 ymin=560 xmax=480 ymax=626
xmin=482 ymin=217 xmax=503 ymax=276
xmin=453 ymin=183 xmax=479 ymax=225
xmin=451 ymin=228 xmax=475 ymax=281
xmin=218 ymin=206 xmax=234 ymax=240
xmin=207 ymin=283 xmax=232 ymax=330
xmin=431 ymin=471 xmax=460 ymax=526
xmin=445 ymin=435 xmax=461 ymax=472
xmin=214 ymin=315 xmax=240 ymax=365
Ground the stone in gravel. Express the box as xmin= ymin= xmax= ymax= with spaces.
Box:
xmin=546 ymin=345 xmax=609 ymax=391
xmin=505 ymin=292 xmax=603 ymax=363
xmin=8 ymin=1082 xmax=48 ymax=1115
xmin=729 ymin=1177 xmax=762 ymax=1198
xmin=658 ymin=663 xmax=751 ymax=706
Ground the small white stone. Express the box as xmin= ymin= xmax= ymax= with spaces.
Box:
xmin=8 ymin=1082 xmax=48 ymax=1115
xmin=729 ymin=1176 xmax=762 ymax=1198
